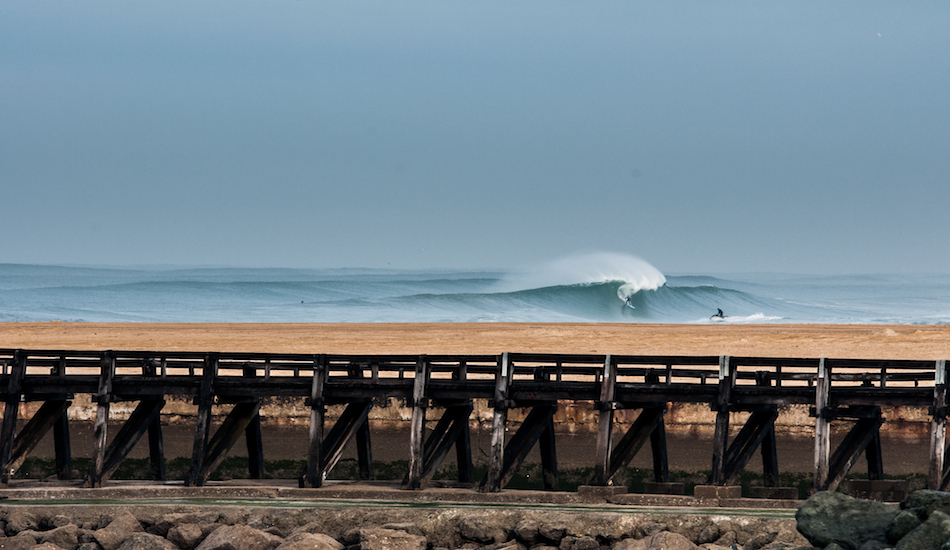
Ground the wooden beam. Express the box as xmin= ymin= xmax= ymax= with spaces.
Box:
xmin=403 ymin=403 xmax=473 ymax=489
xmin=649 ymin=409 xmax=670 ymax=483
xmin=241 ymin=365 xmax=264 ymax=480
xmin=761 ymin=418 xmax=779 ymax=487
xmin=54 ymin=405 xmax=73 ymax=480
xmin=709 ymin=355 xmax=733 ymax=485
xmin=482 ymin=352 xmax=511 ymax=493
xmin=186 ymin=353 xmax=217 ymax=487
xmin=866 ymin=431 xmax=884 ymax=481
xmin=147 ymin=408 xmax=166 ymax=482
xmin=455 ymin=405 xmax=474 ymax=484
xmin=356 ymin=413 xmax=374 ymax=480
xmin=719 ymin=410 xmax=779 ymax=485
xmin=813 ymin=358 xmax=830 ymax=493
xmin=196 ymin=401 xmax=260 ymax=484
xmin=405 ymin=355 xmax=429 ymax=489
xmin=85 ymin=351 xmax=115 ymax=488
xmin=0 ymin=350 xmax=26 ymax=485
xmin=6 ymin=399 xmax=71 ymax=474
xmin=930 ymin=359 xmax=947 ymax=490
xmin=302 ymin=355 xmax=326 ymax=488
xmin=319 ymin=400 xmax=373 ymax=478
xmin=480 ymin=403 xmax=557 ymax=492
xmin=593 ymin=355 xmax=615 ymax=486
xmin=820 ymin=408 xmax=885 ymax=492
xmin=244 ymin=411 xmax=264 ymax=480
xmin=601 ymin=406 xmax=665 ymax=485
xmin=88 ymin=398 xmax=165 ymax=486
xmin=538 ymin=406 xmax=558 ymax=491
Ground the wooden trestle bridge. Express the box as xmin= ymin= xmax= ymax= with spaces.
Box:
xmin=2 ymin=349 xmax=949 ymax=494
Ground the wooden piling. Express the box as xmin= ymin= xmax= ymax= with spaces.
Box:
xmin=930 ymin=360 xmax=948 ymax=490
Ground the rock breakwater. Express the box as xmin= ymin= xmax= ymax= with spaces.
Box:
xmin=1 ymin=503 xmax=809 ymax=550
xmin=796 ymin=489 xmax=950 ymax=549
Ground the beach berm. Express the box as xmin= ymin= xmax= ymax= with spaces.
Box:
xmin=1 ymin=322 xmax=948 ymax=359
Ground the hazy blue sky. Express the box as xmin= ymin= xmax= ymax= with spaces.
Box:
xmin=2 ymin=1 xmax=948 ymax=275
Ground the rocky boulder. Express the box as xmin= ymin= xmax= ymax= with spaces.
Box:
xmin=95 ymin=510 xmax=146 ymax=550
xmin=895 ymin=509 xmax=950 ymax=550
xmin=796 ymin=490 xmax=899 ymax=550
xmin=195 ymin=524 xmax=284 ymax=550
xmin=116 ymin=532 xmax=181 ymax=550
xmin=359 ymin=527 xmax=428 ymax=550
xmin=614 ymin=531 xmax=698 ymax=550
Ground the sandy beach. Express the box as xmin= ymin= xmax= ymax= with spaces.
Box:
xmin=1 ymin=322 xmax=948 ymax=359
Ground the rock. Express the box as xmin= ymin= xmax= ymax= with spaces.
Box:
xmin=4 ymin=509 xmax=38 ymax=534
xmin=51 ymin=516 xmax=74 ymax=528
xmin=200 ymin=524 xmax=222 ymax=539
xmin=697 ymin=545 xmax=732 ymax=550
xmin=168 ymin=523 xmax=206 ymax=549
xmin=41 ymin=523 xmax=80 ymax=550
xmin=380 ymin=525 xmax=423 ymax=538
xmin=888 ymin=510 xmax=923 ymax=543
xmin=480 ymin=542 xmax=525 ymax=550
xmin=359 ymin=528 xmax=427 ymax=550
xmin=538 ymin=522 xmax=566 ymax=544
xmin=613 ymin=531 xmax=698 ymax=550
xmin=560 ymin=536 xmax=597 ymax=550
xmin=342 ymin=529 xmax=362 ymax=545
xmin=633 ymin=523 xmax=667 ymax=539
xmin=460 ymin=518 xmax=507 ymax=544
xmin=825 ymin=544 xmax=847 ymax=550
xmin=152 ymin=513 xmax=221 ymax=537
xmin=0 ymin=534 xmax=44 ymax=550
xmin=195 ymin=524 xmax=284 ymax=550
xmin=696 ymin=525 xmax=721 ymax=545
xmin=12 ymin=528 xmax=42 ymax=543
xmin=277 ymin=533 xmax=348 ymax=550
xmin=513 ymin=520 xmax=540 ymax=544
xmin=927 ymin=497 xmax=950 ymax=520
xmin=796 ymin=491 xmax=899 ymax=550
xmin=78 ymin=544 xmax=104 ymax=550
xmin=117 ymin=532 xmax=181 ymax=550
xmin=744 ymin=530 xmax=777 ymax=550
xmin=895 ymin=509 xmax=950 ymax=549
xmin=116 ymin=532 xmax=181 ymax=549
xmin=858 ymin=541 xmax=888 ymax=550
xmin=32 ymin=543 xmax=69 ymax=550
xmin=94 ymin=511 xmax=145 ymax=550
xmin=711 ymin=532 xmax=736 ymax=548
xmin=901 ymin=490 xmax=950 ymax=513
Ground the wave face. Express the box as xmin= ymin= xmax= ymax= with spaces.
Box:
xmin=1 ymin=261 xmax=948 ymax=324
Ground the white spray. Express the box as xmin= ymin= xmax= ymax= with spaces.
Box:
xmin=498 ymin=252 xmax=666 ymax=298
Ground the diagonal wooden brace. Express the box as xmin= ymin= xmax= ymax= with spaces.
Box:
xmin=5 ymin=399 xmax=71 ymax=477
xmin=84 ymin=398 xmax=165 ymax=488
xmin=479 ymin=403 xmax=558 ymax=492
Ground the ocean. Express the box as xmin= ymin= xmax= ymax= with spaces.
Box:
xmin=1 ymin=254 xmax=948 ymax=325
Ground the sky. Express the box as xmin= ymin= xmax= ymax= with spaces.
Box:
xmin=2 ymin=1 xmax=949 ymax=275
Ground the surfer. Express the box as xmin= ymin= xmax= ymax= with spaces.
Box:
xmin=713 ymin=308 xmax=724 ymax=319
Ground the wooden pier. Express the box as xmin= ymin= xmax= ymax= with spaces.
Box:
xmin=1 ymin=348 xmax=948 ymax=494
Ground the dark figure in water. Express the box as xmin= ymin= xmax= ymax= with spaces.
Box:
xmin=715 ymin=308 xmax=724 ymax=318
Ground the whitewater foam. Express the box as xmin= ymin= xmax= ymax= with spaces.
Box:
xmin=693 ymin=313 xmax=785 ymax=324
xmin=498 ymin=252 xmax=666 ymax=295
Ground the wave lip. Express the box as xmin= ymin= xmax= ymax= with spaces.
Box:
xmin=499 ymin=252 xmax=666 ymax=296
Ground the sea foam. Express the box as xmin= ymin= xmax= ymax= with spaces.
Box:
xmin=497 ymin=252 xmax=666 ymax=296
